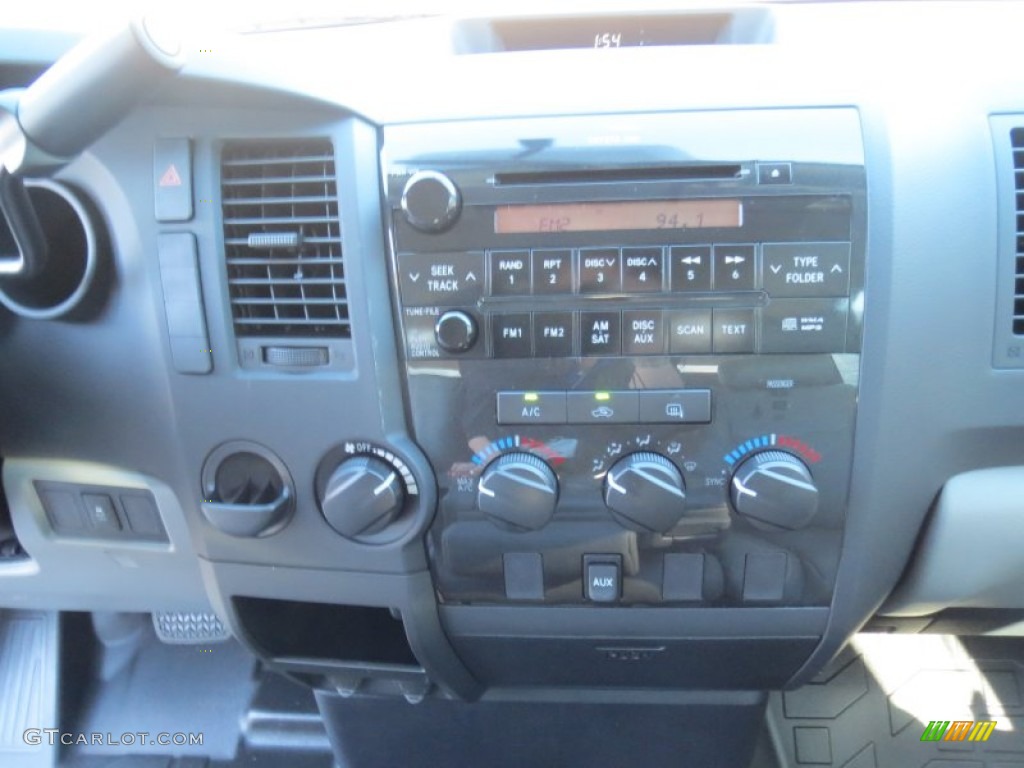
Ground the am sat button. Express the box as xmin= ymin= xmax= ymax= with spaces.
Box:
xmin=580 ymin=311 xmax=621 ymax=356
xmin=497 ymin=391 xmax=567 ymax=425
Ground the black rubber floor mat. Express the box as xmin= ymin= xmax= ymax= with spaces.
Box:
xmin=767 ymin=634 xmax=1024 ymax=767
xmin=0 ymin=610 xmax=59 ymax=768
xmin=70 ymin=628 xmax=256 ymax=761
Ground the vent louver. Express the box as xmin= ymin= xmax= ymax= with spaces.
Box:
xmin=221 ymin=138 xmax=349 ymax=338
xmin=1012 ymin=128 xmax=1024 ymax=335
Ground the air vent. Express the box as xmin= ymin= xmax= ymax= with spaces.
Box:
xmin=1013 ymin=128 xmax=1024 ymax=335
xmin=221 ymin=138 xmax=349 ymax=338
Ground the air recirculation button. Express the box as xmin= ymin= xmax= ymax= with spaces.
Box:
xmin=200 ymin=442 xmax=294 ymax=537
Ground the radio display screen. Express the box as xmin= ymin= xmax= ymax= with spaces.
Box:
xmin=494 ymin=199 xmax=743 ymax=234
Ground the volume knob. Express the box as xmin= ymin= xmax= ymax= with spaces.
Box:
xmin=730 ymin=451 xmax=818 ymax=530
xmin=401 ymin=170 xmax=461 ymax=233
xmin=603 ymin=452 xmax=687 ymax=533
xmin=478 ymin=452 xmax=559 ymax=531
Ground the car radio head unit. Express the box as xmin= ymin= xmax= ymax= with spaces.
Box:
xmin=382 ymin=109 xmax=865 ymax=609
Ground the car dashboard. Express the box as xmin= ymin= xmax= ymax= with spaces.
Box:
xmin=1 ymin=2 xmax=1024 ymax=766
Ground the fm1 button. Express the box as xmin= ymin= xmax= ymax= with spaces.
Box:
xmin=584 ymin=555 xmax=621 ymax=602
xmin=492 ymin=314 xmax=532 ymax=357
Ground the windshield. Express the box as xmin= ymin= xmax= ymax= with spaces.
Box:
xmin=6 ymin=0 xmax=792 ymax=34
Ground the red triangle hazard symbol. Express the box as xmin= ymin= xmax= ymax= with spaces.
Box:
xmin=159 ymin=164 xmax=183 ymax=187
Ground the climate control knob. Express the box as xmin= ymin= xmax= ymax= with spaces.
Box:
xmin=401 ymin=170 xmax=461 ymax=232
xmin=730 ymin=451 xmax=818 ymax=530
xmin=603 ymin=452 xmax=687 ymax=533
xmin=478 ymin=453 xmax=559 ymax=531
xmin=319 ymin=456 xmax=405 ymax=539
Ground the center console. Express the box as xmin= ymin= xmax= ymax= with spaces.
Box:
xmin=382 ymin=109 xmax=866 ymax=688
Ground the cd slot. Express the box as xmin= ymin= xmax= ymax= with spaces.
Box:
xmin=493 ymin=164 xmax=743 ymax=186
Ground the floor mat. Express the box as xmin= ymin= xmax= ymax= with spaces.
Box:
xmin=71 ymin=626 xmax=257 ymax=761
xmin=767 ymin=634 xmax=1024 ymax=767
xmin=0 ymin=610 xmax=59 ymax=768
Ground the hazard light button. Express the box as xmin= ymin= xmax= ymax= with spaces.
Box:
xmin=154 ymin=138 xmax=193 ymax=222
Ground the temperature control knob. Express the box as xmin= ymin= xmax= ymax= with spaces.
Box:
xmin=478 ymin=453 xmax=559 ymax=531
xmin=730 ymin=451 xmax=818 ymax=530
xmin=603 ymin=452 xmax=687 ymax=533
xmin=401 ymin=170 xmax=461 ymax=232
xmin=319 ymin=456 xmax=405 ymax=540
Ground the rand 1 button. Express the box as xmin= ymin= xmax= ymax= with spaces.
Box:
xmin=668 ymin=309 xmax=712 ymax=354
xmin=713 ymin=244 xmax=756 ymax=291
xmin=567 ymin=390 xmax=639 ymax=424
xmin=622 ymin=247 xmax=664 ymax=292
xmin=579 ymin=248 xmax=622 ymax=293
xmin=496 ymin=392 xmax=567 ymax=425
xmin=638 ymin=389 xmax=712 ymax=424
xmin=532 ymin=249 xmax=573 ymax=294
xmin=762 ymin=242 xmax=851 ymax=298
xmin=398 ymin=252 xmax=484 ymax=306
xmin=580 ymin=311 xmax=621 ymax=356
xmin=670 ymin=245 xmax=712 ymax=292
xmin=491 ymin=313 xmax=532 ymax=357
xmin=489 ymin=250 xmax=531 ymax=296
xmin=712 ymin=308 xmax=756 ymax=353
xmin=533 ymin=311 xmax=574 ymax=357
xmin=622 ymin=310 xmax=665 ymax=355
xmin=761 ymin=298 xmax=849 ymax=353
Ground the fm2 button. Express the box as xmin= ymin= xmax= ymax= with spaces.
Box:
xmin=584 ymin=555 xmax=621 ymax=603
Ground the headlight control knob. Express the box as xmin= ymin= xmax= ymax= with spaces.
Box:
xmin=730 ymin=450 xmax=819 ymax=530
xmin=477 ymin=452 xmax=559 ymax=531
xmin=603 ymin=452 xmax=687 ymax=533
xmin=319 ymin=456 xmax=405 ymax=539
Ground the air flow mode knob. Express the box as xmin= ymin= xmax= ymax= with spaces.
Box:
xmin=729 ymin=450 xmax=819 ymax=530
xmin=603 ymin=452 xmax=688 ymax=533
xmin=319 ymin=456 xmax=406 ymax=539
xmin=477 ymin=453 xmax=559 ymax=531
xmin=401 ymin=170 xmax=461 ymax=232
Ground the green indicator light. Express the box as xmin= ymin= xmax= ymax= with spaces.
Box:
xmin=595 ymin=392 xmax=611 ymax=401
xmin=523 ymin=393 xmax=539 ymax=403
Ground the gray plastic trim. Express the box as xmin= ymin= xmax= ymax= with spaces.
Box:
xmin=0 ymin=459 xmax=212 ymax=613
xmin=883 ymin=467 xmax=1024 ymax=616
